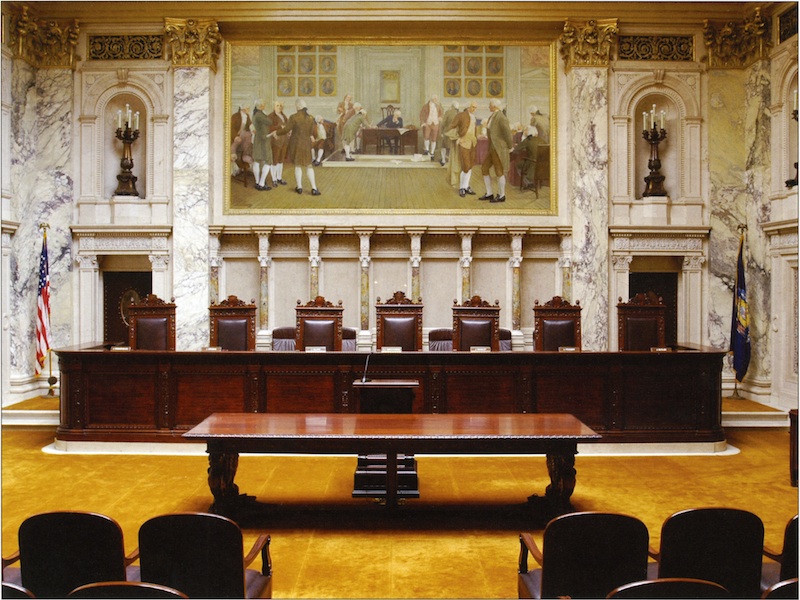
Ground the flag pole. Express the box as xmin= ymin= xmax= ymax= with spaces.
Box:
xmin=38 ymin=223 xmax=57 ymax=396
xmin=730 ymin=223 xmax=748 ymax=400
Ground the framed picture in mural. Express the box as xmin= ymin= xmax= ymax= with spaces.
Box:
xmin=224 ymin=42 xmax=556 ymax=215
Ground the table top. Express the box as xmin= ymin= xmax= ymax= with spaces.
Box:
xmin=184 ymin=412 xmax=599 ymax=441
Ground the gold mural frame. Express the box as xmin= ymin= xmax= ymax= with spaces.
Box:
xmin=224 ymin=41 xmax=557 ymax=216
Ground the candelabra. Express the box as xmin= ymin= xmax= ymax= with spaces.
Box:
xmin=114 ymin=105 xmax=140 ymax=196
xmin=786 ymin=108 xmax=798 ymax=189
xmin=642 ymin=119 xmax=667 ymax=197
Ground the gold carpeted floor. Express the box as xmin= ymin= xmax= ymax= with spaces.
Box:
xmin=1 ymin=425 xmax=797 ymax=598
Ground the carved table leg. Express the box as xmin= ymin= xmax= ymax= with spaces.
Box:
xmin=207 ymin=449 xmax=265 ymax=521
xmin=527 ymin=451 xmax=576 ymax=518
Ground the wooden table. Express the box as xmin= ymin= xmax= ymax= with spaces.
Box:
xmin=361 ymin=128 xmax=418 ymax=155
xmin=184 ymin=412 xmax=599 ymax=519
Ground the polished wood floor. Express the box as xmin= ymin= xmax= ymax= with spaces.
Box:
xmin=229 ymin=152 xmax=553 ymax=214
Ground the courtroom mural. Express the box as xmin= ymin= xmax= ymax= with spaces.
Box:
xmin=225 ymin=43 xmax=556 ymax=215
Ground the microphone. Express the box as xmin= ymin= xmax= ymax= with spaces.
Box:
xmin=361 ymin=352 xmax=371 ymax=383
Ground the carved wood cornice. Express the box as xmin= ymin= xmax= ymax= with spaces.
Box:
xmin=164 ymin=17 xmax=221 ymax=72
xmin=703 ymin=7 xmax=771 ymax=69
xmin=558 ymin=18 xmax=618 ymax=72
xmin=8 ymin=5 xmax=80 ymax=69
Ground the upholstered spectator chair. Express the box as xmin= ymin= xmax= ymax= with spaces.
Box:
xmin=375 ymin=291 xmax=423 ymax=351
xmin=295 ymin=296 xmax=344 ymax=351
xmin=343 ymin=327 xmax=358 ymax=351
xmin=499 ymin=327 xmax=512 ymax=351
xmin=427 ymin=328 xmax=453 ymax=351
xmin=128 ymin=294 xmax=176 ymax=350
xmin=617 ymin=291 xmax=667 ymax=351
xmin=271 ymin=326 xmax=296 ymax=351
xmin=209 ymin=295 xmax=256 ymax=351
xmin=451 ymin=296 xmax=500 ymax=351
xmin=533 ymin=296 xmax=582 ymax=351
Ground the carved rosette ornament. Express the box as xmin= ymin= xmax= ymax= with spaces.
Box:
xmin=164 ymin=18 xmax=222 ymax=72
xmin=703 ymin=8 xmax=770 ymax=69
xmin=559 ymin=18 xmax=619 ymax=71
xmin=9 ymin=6 xmax=80 ymax=69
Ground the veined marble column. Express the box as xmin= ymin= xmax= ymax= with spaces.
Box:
xmin=172 ymin=67 xmax=211 ymax=350
xmin=358 ymin=232 xmax=371 ymax=330
xmin=307 ymin=231 xmax=321 ymax=298
xmin=509 ymin=233 xmax=524 ymax=330
xmin=569 ymin=68 xmax=611 ymax=350
xmin=459 ymin=231 xmax=474 ymax=302
xmin=257 ymin=232 xmax=271 ymax=331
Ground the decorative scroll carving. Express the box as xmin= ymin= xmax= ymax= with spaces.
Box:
xmin=559 ymin=18 xmax=618 ymax=71
xmin=457 ymin=295 xmax=499 ymax=308
xmin=164 ymin=18 xmax=221 ymax=72
xmin=377 ymin=290 xmax=420 ymax=305
xmin=9 ymin=6 xmax=80 ymax=69
xmin=618 ymin=36 xmax=694 ymax=61
xmin=89 ymin=35 xmax=164 ymax=60
xmin=535 ymin=296 xmax=580 ymax=310
xmin=703 ymin=8 xmax=770 ymax=69
xmin=299 ymin=296 xmax=341 ymax=309
xmin=779 ymin=5 xmax=798 ymax=44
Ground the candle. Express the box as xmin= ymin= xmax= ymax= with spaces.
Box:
xmin=794 ymin=89 xmax=797 ymax=112
xmin=643 ymin=112 xmax=648 ymax=131
xmin=660 ymin=110 xmax=665 ymax=130
xmin=117 ymin=110 xmax=122 ymax=130
xmin=133 ymin=112 xmax=139 ymax=131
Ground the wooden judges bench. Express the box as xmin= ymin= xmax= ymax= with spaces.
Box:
xmin=55 ymin=345 xmax=725 ymax=445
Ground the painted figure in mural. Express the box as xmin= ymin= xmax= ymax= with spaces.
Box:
xmin=480 ymin=98 xmax=514 ymax=203
xmin=230 ymin=105 xmax=252 ymax=177
xmin=437 ymin=100 xmax=459 ymax=166
xmin=275 ymin=98 xmax=320 ymax=196
xmin=342 ymin=103 xmax=371 ymax=161
xmin=528 ymin=105 xmax=550 ymax=144
xmin=448 ymin=101 xmax=478 ymax=197
xmin=376 ymin=109 xmax=403 ymax=154
xmin=419 ymin=93 xmax=443 ymax=159
xmin=268 ymin=101 xmax=289 ymax=186
xmin=336 ymin=93 xmax=355 ymax=140
xmin=512 ymin=125 xmax=541 ymax=191
xmin=312 ymin=115 xmax=328 ymax=166
xmin=251 ymin=99 xmax=274 ymax=191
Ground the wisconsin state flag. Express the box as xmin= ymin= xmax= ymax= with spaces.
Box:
xmin=729 ymin=234 xmax=751 ymax=383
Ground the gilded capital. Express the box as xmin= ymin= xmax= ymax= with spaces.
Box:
xmin=559 ymin=18 xmax=618 ymax=71
xmin=703 ymin=7 xmax=770 ymax=68
xmin=164 ymin=18 xmax=222 ymax=72
xmin=9 ymin=6 xmax=80 ymax=69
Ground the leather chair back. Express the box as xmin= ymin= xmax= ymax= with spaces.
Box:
xmin=128 ymin=295 xmax=176 ymax=351
xmin=452 ymin=296 xmax=500 ymax=351
xmin=295 ymin=296 xmax=344 ymax=351
xmin=617 ymin=291 xmax=666 ymax=351
xmin=533 ymin=296 xmax=582 ymax=351
xmin=376 ymin=291 xmax=423 ymax=351
xmin=209 ymin=295 xmax=256 ymax=351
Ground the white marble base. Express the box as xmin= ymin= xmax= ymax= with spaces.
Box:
xmin=630 ymin=197 xmax=669 ymax=224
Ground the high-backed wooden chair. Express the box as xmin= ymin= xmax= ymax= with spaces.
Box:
xmin=1 ymin=511 xmax=140 ymax=599
xmin=128 ymin=294 xmax=176 ymax=350
xmin=518 ymin=511 xmax=649 ymax=599
xmin=138 ymin=512 xmax=271 ymax=599
xmin=295 ymin=296 xmax=344 ymax=351
xmin=209 ymin=295 xmax=256 ymax=351
xmin=451 ymin=296 xmax=500 ymax=351
xmin=648 ymin=507 xmax=764 ymax=599
xmin=617 ymin=291 xmax=667 ymax=351
xmin=375 ymin=291 xmax=423 ymax=351
xmin=533 ymin=296 xmax=582 ymax=351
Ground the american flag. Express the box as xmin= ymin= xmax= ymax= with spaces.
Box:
xmin=35 ymin=230 xmax=52 ymax=374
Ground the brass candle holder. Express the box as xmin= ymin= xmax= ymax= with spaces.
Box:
xmin=642 ymin=122 xmax=667 ymax=197
xmin=114 ymin=106 xmax=140 ymax=196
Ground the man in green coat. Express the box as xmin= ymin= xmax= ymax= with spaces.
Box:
xmin=480 ymin=98 xmax=514 ymax=203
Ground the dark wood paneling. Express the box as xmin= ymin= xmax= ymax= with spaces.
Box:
xmin=55 ymin=346 xmax=725 ymax=444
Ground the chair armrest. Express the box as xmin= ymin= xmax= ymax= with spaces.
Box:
xmin=2 ymin=550 xmax=20 ymax=570
xmin=518 ymin=532 xmax=544 ymax=574
xmin=647 ymin=545 xmax=660 ymax=560
xmin=125 ymin=547 xmax=140 ymax=566
xmin=763 ymin=545 xmax=783 ymax=562
xmin=244 ymin=533 xmax=271 ymax=577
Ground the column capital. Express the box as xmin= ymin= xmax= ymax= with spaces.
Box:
xmin=164 ymin=17 xmax=222 ymax=72
xmin=76 ymin=254 xmax=98 ymax=269
xmin=559 ymin=18 xmax=618 ymax=72
xmin=149 ymin=254 xmax=170 ymax=270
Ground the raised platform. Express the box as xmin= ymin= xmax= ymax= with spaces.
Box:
xmin=323 ymin=150 xmax=442 ymax=169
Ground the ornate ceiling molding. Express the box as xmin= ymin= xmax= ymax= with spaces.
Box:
xmin=164 ymin=17 xmax=221 ymax=72
xmin=558 ymin=18 xmax=618 ymax=72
